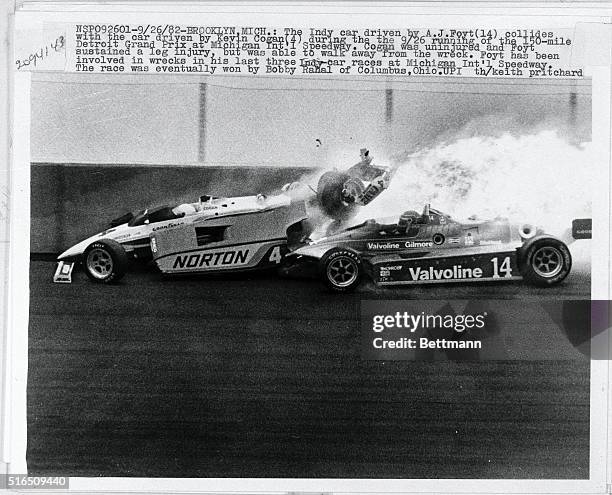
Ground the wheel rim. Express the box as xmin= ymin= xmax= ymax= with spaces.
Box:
xmin=532 ymin=246 xmax=564 ymax=278
xmin=327 ymin=256 xmax=358 ymax=287
xmin=86 ymin=248 xmax=114 ymax=280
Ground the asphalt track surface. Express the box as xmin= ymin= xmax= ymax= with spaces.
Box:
xmin=28 ymin=259 xmax=590 ymax=478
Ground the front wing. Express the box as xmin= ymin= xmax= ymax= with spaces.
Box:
xmin=368 ymin=249 xmax=522 ymax=286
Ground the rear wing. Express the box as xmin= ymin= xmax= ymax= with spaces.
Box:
xmin=571 ymin=218 xmax=592 ymax=240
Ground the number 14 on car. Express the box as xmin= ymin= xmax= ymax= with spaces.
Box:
xmin=491 ymin=256 xmax=513 ymax=278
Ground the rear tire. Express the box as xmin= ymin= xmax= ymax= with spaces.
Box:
xmin=319 ymin=248 xmax=362 ymax=292
xmin=519 ymin=237 xmax=571 ymax=286
xmin=83 ymin=239 xmax=129 ymax=284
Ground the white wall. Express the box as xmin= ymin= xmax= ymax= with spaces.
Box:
xmin=31 ymin=77 xmax=199 ymax=164
xmin=30 ymin=74 xmax=591 ymax=167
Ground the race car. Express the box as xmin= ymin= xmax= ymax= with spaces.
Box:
xmin=148 ymin=196 xmax=310 ymax=278
xmin=316 ymin=148 xmax=396 ymax=220
xmin=52 ymin=147 xmax=396 ymax=284
xmin=54 ymin=193 xmax=310 ymax=284
xmin=280 ymin=204 xmax=592 ymax=292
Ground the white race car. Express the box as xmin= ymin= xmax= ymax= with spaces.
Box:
xmin=53 ymin=148 xmax=397 ymax=284
xmin=54 ymin=193 xmax=309 ymax=284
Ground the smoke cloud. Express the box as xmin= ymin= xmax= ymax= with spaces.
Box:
xmin=354 ymin=130 xmax=593 ymax=238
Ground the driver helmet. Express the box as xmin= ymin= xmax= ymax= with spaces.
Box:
xmin=398 ymin=210 xmax=419 ymax=229
xmin=172 ymin=203 xmax=197 ymax=217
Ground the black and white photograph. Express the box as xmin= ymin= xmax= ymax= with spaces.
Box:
xmin=2 ymin=4 xmax=611 ymax=494
xmin=26 ymin=73 xmax=594 ymax=478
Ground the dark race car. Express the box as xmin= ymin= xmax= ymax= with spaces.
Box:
xmin=281 ymin=204 xmax=591 ymax=292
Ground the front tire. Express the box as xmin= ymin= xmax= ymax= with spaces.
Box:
xmin=83 ymin=239 xmax=129 ymax=284
xmin=319 ymin=248 xmax=362 ymax=292
xmin=519 ymin=237 xmax=571 ymax=286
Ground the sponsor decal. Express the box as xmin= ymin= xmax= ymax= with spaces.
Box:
xmin=408 ymin=264 xmax=483 ymax=281
xmin=173 ymin=249 xmax=249 ymax=269
xmin=404 ymin=240 xmax=433 ymax=248
xmin=152 ymin=222 xmax=184 ymax=232
xmin=480 ymin=239 xmax=503 ymax=246
xmin=448 ymin=237 xmax=460 ymax=244
xmin=379 ymin=264 xmax=403 ymax=277
xmin=367 ymin=240 xmax=433 ymax=250
xmin=367 ymin=241 xmax=400 ymax=250
xmin=201 ymin=206 xmax=219 ymax=210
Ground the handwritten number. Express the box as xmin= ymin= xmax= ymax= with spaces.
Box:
xmin=17 ymin=35 xmax=65 ymax=70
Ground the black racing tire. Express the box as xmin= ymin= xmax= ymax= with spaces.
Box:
xmin=519 ymin=237 xmax=572 ymax=286
xmin=316 ymin=171 xmax=356 ymax=221
xmin=319 ymin=248 xmax=362 ymax=292
xmin=83 ymin=239 xmax=129 ymax=284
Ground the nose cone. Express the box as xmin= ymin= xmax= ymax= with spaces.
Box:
xmin=57 ymin=230 xmax=116 ymax=260
xmin=57 ymin=223 xmax=133 ymax=261
xmin=291 ymin=242 xmax=334 ymax=260
xmin=57 ymin=237 xmax=94 ymax=260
